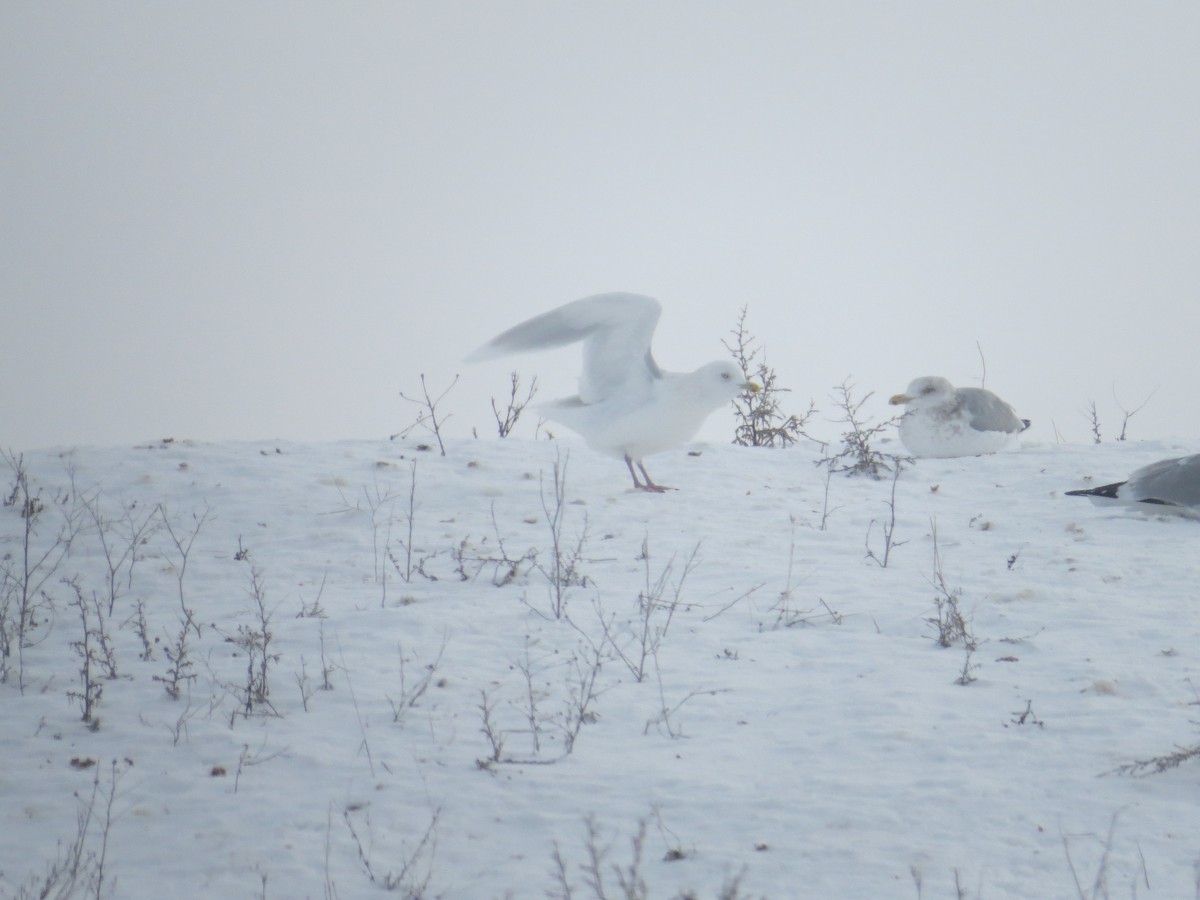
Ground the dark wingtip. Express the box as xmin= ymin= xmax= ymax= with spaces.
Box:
xmin=1020 ymin=419 xmax=1032 ymax=433
xmin=1065 ymin=481 xmax=1126 ymax=499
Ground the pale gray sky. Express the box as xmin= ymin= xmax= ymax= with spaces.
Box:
xmin=4 ymin=3 xmax=1198 ymax=451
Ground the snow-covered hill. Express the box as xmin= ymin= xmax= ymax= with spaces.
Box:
xmin=2 ymin=435 xmax=1197 ymax=898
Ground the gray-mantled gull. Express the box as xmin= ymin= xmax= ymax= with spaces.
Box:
xmin=467 ymin=292 xmax=760 ymax=491
xmin=888 ymin=375 xmax=1030 ymax=459
xmin=1065 ymin=453 xmax=1200 ymax=517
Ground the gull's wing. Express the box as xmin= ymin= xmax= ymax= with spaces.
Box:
xmin=1064 ymin=481 xmax=1128 ymax=502
xmin=467 ymin=292 xmax=663 ymax=403
xmin=1066 ymin=454 xmax=1200 ymax=510
xmin=1126 ymin=454 xmax=1200 ymax=507
xmin=959 ymin=388 xmax=1024 ymax=434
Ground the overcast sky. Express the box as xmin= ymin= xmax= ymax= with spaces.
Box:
xmin=4 ymin=3 xmax=1198 ymax=453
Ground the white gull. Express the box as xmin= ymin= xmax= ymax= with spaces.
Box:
xmin=467 ymin=292 xmax=759 ymax=491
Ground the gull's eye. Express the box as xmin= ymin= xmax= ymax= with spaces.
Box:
xmin=721 ymin=372 xmax=731 ymax=380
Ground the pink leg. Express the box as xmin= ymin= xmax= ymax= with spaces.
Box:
xmin=625 ymin=455 xmax=669 ymax=492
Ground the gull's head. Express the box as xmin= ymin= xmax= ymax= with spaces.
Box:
xmin=889 ymin=376 xmax=955 ymax=409
xmin=717 ymin=361 xmax=760 ymax=394
xmin=694 ymin=361 xmax=761 ymax=400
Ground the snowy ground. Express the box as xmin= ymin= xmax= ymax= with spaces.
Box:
xmin=2 ymin=431 xmax=1199 ymax=898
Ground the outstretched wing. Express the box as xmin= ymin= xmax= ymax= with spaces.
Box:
xmin=467 ymin=292 xmax=663 ymax=404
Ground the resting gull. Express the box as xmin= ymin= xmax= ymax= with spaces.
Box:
xmin=1065 ymin=453 xmax=1200 ymax=517
xmin=888 ymin=376 xmax=1030 ymax=458
xmin=467 ymin=292 xmax=760 ymax=491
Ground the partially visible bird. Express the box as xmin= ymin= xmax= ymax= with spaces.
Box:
xmin=467 ymin=293 xmax=760 ymax=491
xmin=888 ymin=376 xmax=1030 ymax=458
xmin=1065 ymin=453 xmax=1200 ymax=517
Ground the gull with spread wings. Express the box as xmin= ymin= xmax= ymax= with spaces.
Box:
xmin=468 ymin=293 xmax=760 ymax=491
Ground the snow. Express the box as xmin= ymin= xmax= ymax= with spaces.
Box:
xmin=2 ymin=434 xmax=1198 ymax=898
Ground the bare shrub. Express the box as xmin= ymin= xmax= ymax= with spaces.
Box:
xmin=477 ymin=688 xmax=506 ymax=767
xmin=451 ymin=504 xmax=538 ymax=587
xmin=393 ymin=372 xmax=458 ymax=456
xmin=644 ymin=677 xmax=729 ymax=740
xmin=157 ymin=502 xmax=210 ymax=638
xmin=549 ymin=811 xmax=746 ymax=899
xmin=296 ymin=573 xmax=328 ymax=619
xmin=296 ymin=619 xmax=335 ymax=712
xmin=336 ymin=638 xmax=377 ymax=778
xmin=1060 ymin=812 xmax=1149 ymax=900
xmin=532 ymin=450 xmax=590 ymax=620
xmin=65 ymin=576 xmax=117 ymax=725
xmin=1085 ymin=388 xmax=1157 ymax=443
xmin=81 ymin=491 xmax=157 ymax=617
xmin=224 ymin=566 xmax=280 ymax=723
xmin=598 ymin=537 xmax=698 ymax=683
xmin=491 ymin=370 xmax=538 ymax=438
xmin=155 ymin=610 xmax=198 ymax=700
xmin=926 ymin=519 xmax=978 ymax=686
xmin=1114 ymin=387 xmax=1156 ymax=442
xmin=388 ymin=462 xmax=419 ymax=590
xmin=822 ymin=379 xmax=902 ymax=479
xmin=388 ymin=635 xmax=448 ymax=724
xmin=770 ymin=517 xmax=845 ymax=628
xmin=865 ymin=461 xmax=906 ymax=568
xmin=551 ymin=813 xmax=649 ymax=900
xmin=1 ymin=450 xmax=77 ymax=689
xmin=515 ymin=636 xmax=549 ymax=755
xmin=334 ymin=465 xmax=420 ymax=606
xmin=560 ymin=637 xmax=607 ymax=756
xmin=725 ymin=306 xmax=817 ymax=448
xmin=1085 ymin=400 xmax=1102 ymax=444
xmin=343 ymin=803 xmax=441 ymax=897
xmin=1110 ymin=675 xmax=1200 ymax=776
xmin=771 ymin=596 xmax=843 ymax=632
xmin=12 ymin=760 xmax=123 ymax=899
xmin=1111 ymin=743 xmax=1200 ymax=777
xmin=476 ymin=635 xmax=607 ymax=766
xmin=232 ymin=739 xmax=286 ymax=794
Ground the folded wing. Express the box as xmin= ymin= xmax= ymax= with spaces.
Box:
xmin=1125 ymin=454 xmax=1200 ymax=507
xmin=960 ymin=388 xmax=1025 ymax=434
